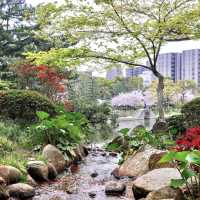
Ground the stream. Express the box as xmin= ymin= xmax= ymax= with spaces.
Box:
xmin=31 ymin=112 xmax=153 ymax=200
xmin=32 ymin=148 xmax=132 ymax=200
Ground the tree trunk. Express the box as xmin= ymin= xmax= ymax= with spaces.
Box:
xmin=157 ymin=75 xmax=165 ymax=120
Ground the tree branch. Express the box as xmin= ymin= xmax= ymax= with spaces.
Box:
xmin=109 ymin=0 xmax=154 ymax=67
xmin=87 ymin=54 xmax=152 ymax=71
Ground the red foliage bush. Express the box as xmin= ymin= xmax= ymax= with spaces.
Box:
xmin=176 ymin=126 xmax=200 ymax=150
xmin=18 ymin=64 xmax=65 ymax=96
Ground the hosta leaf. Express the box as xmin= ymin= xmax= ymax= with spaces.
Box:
xmin=159 ymin=152 xmax=175 ymax=163
xmin=170 ymin=179 xmax=185 ymax=188
xmin=174 ymin=151 xmax=190 ymax=162
xmin=186 ymin=152 xmax=200 ymax=165
xmin=181 ymin=168 xmax=196 ymax=180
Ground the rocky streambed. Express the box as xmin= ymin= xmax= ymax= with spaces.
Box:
xmin=32 ymin=148 xmax=132 ymax=200
xmin=2 ymin=144 xmax=188 ymax=200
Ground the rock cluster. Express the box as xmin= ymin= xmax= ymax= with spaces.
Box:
xmin=106 ymin=145 xmax=184 ymax=200
xmin=0 ymin=144 xmax=88 ymax=199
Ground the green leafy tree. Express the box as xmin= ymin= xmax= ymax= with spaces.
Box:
xmin=27 ymin=0 xmax=198 ymax=120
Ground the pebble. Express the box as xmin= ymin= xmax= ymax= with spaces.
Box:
xmin=88 ymin=192 xmax=96 ymax=198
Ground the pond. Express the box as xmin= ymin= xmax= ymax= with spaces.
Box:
xmin=116 ymin=109 xmax=156 ymax=131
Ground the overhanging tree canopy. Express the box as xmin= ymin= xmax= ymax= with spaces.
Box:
xmin=26 ymin=0 xmax=200 ymax=119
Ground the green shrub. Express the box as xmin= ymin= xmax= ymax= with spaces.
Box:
xmin=181 ymin=97 xmax=200 ymax=127
xmin=76 ymin=102 xmax=117 ymax=140
xmin=0 ymin=80 xmax=17 ymax=90
xmin=166 ymin=114 xmax=186 ymax=139
xmin=26 ymin=110 xmax=91 ymax=148
xmin=0 ymin=90 xmax=56 ymax=122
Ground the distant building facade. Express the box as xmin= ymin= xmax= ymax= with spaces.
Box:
xmin=139 ymin=71 xmax=155 ymax=87
xmin=106 ymin=67 xmax=123 ymax=80
xmin=181 ymin=49 xmax=200 ymax=86
xmin=126 ymin=67 xmax=147 ymax=78
xmin=156 ymin=53 xmax=182 ymax=81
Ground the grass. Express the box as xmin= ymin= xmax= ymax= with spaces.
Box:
xmin=0 ymin=120 xmax=49 ymax=183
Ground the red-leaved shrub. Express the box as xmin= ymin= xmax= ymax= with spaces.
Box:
xmin=176 ymin=126 xmax=200 ymax=150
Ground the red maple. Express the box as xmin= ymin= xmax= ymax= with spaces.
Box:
xmin=176 ymin=127 xmax=200 ymax=150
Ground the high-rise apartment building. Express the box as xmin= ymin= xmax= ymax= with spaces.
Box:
xmin=106 ymin=67 xmax=123 ymax=80
xmin=181 ymin=49 xmax=200 ymax=86
xmin=155 ymin=53 xmax=182 ymax=81
xmin=126 ymin=67 xmax=147 ymax=78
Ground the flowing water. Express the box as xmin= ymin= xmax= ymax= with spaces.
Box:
xmin=28 ymin=109 xmax=154 ymax=200
xmin=32 ymin=149 xmax=131 ymax=200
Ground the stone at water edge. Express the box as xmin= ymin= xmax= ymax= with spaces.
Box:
xmin=109 ymin=152 xmax=118 ymax=157
xmin=0 ymin=165 xmax=22 ymax=184
xmin=133 ymin=168 xmax=182 ymax=199
xmin=0 ymin=177 xmax=6 ymax=186
xmin=118 ymin=145 xmax=163 ymax=177
xmin=47 ymin=163 xmax=58 ymax=180
xmin=88 ymin=191 xmax=96 ymax=198
xmin=111 ymin=168 xmax=121 ymax=179
xmin=42 ymin=144 xmax=66 ymax=173
xmin=27 ymin=161 xmax=49 ymax=182
xmin=79 ymin=145 xmax=89 ymax=157
xmin=105 ymin=181 xmax=126 ymax=196
xmin=145 ymin=186 xmax=184 ymax=200
xmin=7 ymin=183 xmax=35 ymax=199
xmin=0 ymin=185 xmax=9 ymax=200
xmin=90 ymin=171 xmax=98 ymax=178
xmin=26 ymin=175 xmax=37 ymax=187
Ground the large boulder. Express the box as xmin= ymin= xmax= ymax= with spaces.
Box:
xmin=47 ymin=163 xmax=57 ymax=180
xmin=42 ymin=144 xmax=66 ymax=173
xmin=145 ymin=186 xmax=184 ymax=200
xmin=118 ymin=145 xmax=162 ymax=177
xmin=27 ymin=161 xmax=49 ymax=182
xmin=0 ymin=165 xmax=22 ymax=184
xmin=133 ymin=168 xmax=181 ymax=199
xmin=105 ymin=181 xmax=126 ymax=196
xmin=7 ymin=183 xmax=35 ymax=199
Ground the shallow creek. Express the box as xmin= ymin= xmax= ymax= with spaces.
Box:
xmin=31 ymin=148 xmax=132 ymax=200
